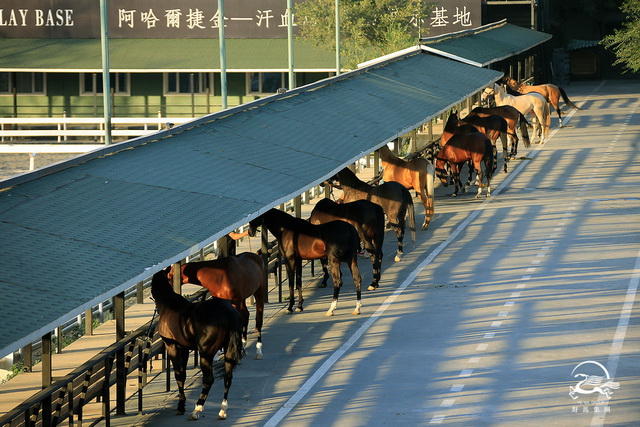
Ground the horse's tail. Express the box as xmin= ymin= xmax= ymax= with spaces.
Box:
xmin=559 ymin=87 xmax=581 ymax=110
xmin=484 ymin=138 xmax=496 ymax=180
xmin=519 ymin=113 xmax=531 ymax=148
xmin=225 ymin=327 xmax=245 ymax=371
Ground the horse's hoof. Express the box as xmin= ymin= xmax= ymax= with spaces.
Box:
xmin=352 ymin=310 xmax=361 ymax=315
xmin=295 ymin=307 xmax=303 ymax=312
xmin=421 ymin=224 xmax=429 ymax=230
xmin=325 ymin=310 xmax=334 ymax=317
xmin=177 ymin=410 xmax=185 ymax=416
xmin=286 ymin=308 xmax=293 ymax=314
xmin=368 ymin=285 xmax=378 ymax=291
xmin=394 ymin=255 xmax=402 ymax=262
xmin=451 ymin=193 xmax=457 ymax=197
xmin=317 ymin=283 xmax=327 ymax=288
xmin=255 ymin=353 xmax=263 ymax=360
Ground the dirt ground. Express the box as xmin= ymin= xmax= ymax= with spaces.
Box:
xmin=0 ymin=153 xmax=76 ymax=181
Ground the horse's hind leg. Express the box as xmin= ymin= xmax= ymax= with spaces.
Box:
xmin=349 ymin=257 xmax=363 ymax=315
xmin=254 ymin=292 xmax=265 ymax=360
xmin=326 ymin=258 xmax=343 ymax=316
xmin=393 ymin=224 xmax=405 ymax=262
xmin=318 ymin=257 xmax=330 ymax=288
xmin=284 ymin=260 xmax=296 ymax=313
xmin=188 ymin=354 xmax=215 ymax=420
xmin=368 ymin=249 xmax=382 ymax=290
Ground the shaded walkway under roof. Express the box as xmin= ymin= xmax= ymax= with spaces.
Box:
xmin=0 ymin=48 xmax=502 ymax=358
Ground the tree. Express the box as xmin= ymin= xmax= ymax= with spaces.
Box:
xmin=602 ymin=0 xmax=640 ymax=72
xmin=294 ymin=0 xmax=432 ymax=69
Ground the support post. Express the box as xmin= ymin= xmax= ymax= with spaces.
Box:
xmin=115 ymin=291 xmax=126 ymax=415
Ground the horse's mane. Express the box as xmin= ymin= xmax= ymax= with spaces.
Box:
xmin=264 ymin=208 xmax=319 ymax=234
xmin=337 ymin=168 xmax=369 ymax=190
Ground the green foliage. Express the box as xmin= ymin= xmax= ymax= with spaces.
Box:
xmin=602 ymin=0 xmax=640 ymax=72
xmin=295 ymin=0 xmax=432 ymax=69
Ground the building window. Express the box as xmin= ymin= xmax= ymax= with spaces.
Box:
xmin=164 ymin=72 xmax=212 ymax=95
xmin=81 ymin=73 xmax=130 ymax=95
xmin=0 ymin=72 xmax=46 ymax=95
xmin=247 ymin=72 xmax=288 ymax=95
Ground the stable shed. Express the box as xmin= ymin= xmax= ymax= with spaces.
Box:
xmin=0 ymin=47 xmax=503 ymax=359
xmin=421 ymin=19 xmax=552 ymax=68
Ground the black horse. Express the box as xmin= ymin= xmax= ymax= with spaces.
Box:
xmin=309 ymin=198 xmax=385 ymax=291
xmin=325 ymin=167 xmax=415 ymax=262
xmin=151 ymin=270 xmax=244 ymax=420
xmin=249 ymin=208 xmax=362 ymax=316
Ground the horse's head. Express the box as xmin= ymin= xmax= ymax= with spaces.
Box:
xmin=166 ymin=264 xmax=192 ymax=285
xmin=247 ymin=216 xmax=262 ymax=237
xmin=481 ymin=86 xmax=495 ymax=101
xmin=322 ymin=174 xmax=341 ymax=189
xmin=444 ymin=110 xmax=459 ymax=132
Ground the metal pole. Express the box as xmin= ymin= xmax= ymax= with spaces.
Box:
xmin=218 ymin=0 xmax=228 ymax=110
xmin=287 ymin=0 xmax=295 ymax=89
xmin=335 ymin=0 xmax=340 ymax=75
xmin=99 ymin=0 xmax=112 ymax=145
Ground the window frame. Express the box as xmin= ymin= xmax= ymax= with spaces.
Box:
xmin=163 ymin=72 xmax=213 ymax=96
xmin=0 ymin=72 xmax=47 ymax=95
xmin=80 ymin=72 xmax=131 ymax=96
xmin=246 ymin=72 xmax=288 ymax=96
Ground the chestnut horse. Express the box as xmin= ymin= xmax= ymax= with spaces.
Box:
xmin=377 ymin=144 xmax=435 ymax=230
xmin=435 ymin=131 xmax=495 ymax=198
xmin=503 ymin=76 xmax=581 ymax=127
xmin=325 ymin=167 xmax=416 ymax=262
xmin=309 ymin=198 xmax=385 ymax=290
xmin=248 ymin=208 xmax=362 ymax=316
xmin=151 ymin=270 xmax=244 ymax=421
xmin=167 ymin=252 xmax=266 ymax=359
xmin=467 ymin=105 xmax=531 ymax=158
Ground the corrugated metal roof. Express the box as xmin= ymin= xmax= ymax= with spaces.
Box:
xmin=0 ymin=49 xmax=502 ymax=358
xmin=421 ymin=19 xmax=552 ymax=67
xmin=0 ymin=38 xmax=337 ymax=72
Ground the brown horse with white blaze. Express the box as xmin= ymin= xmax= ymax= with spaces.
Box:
xmin=377 ymin=144 xmax=435 ymax=230
xmin=167 ymin=252 xmax=266 ymax=359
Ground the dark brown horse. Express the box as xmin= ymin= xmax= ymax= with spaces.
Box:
xmin=435 ymin=131 xmax=495 ymax=198
xmin=467 ymin=105 xmax=531 ymax=158
xmin=248 ymin=208 xmax=362 ymax=316
xmin=167 ymin=252 xmax=266 ymax=359
xmin=326 ymin=167 xmax=416 ymax=262
xmin=441 ymin=112 xmax=491 ymax=187
xmin=377 ymin=144 xmax=435 ymax=230
xmin=458 ymin=113 xmax=509 ymax=173
xmin=309 ymin=198 xmax=385 ymax=291
xmin=503 ymin=76 xmax=581 ymax=127
xmin=151 ymin=270 xmax=244 ymax=420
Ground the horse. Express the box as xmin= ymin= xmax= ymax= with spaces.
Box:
xmin=503 ymin=76 xmax=581 ymax=127
xmin=325 ymin=167 xmax=416 ymax=262
xmin=482 ymin=83 xmax=550 ymax=144
xmin=467 ymin=105 xmax=531 ymax=158
xmin=435 ymin=131 xmax=495 ymax=198
xmin=441 ymin=111 xmax=505 ymax=176
xmin=248 ymin=208 xmax=362 ymax=316
xmin=377 ymin=144 xmax=435 ymax=230
xmin=309 ymin=198 xmax=385 ymax=291
xmin=151 ymin=270 xmax=244 ymax=421
xmin=167 ymin=252 xmax=266 ymax=359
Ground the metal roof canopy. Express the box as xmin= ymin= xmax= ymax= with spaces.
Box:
xmin=0 ymin=48 xmax=502 ymax=358
xmin=0 ymin=38 xmax=337 ymax=73
xmin=421 ymin=19 xmax=552 ymax=67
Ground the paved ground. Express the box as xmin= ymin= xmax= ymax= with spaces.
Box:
xmin=88 ymin=80 xmax=639 ymax=426
xmin=1 ymin=80 xmax=638 ymax=426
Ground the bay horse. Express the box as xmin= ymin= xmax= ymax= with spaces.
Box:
xmin=435 ymin=131 xmax=495 ymax=198
xmin=482 ymin=83 xmax=550 ymax=144
xmin=167 ymin=252 xmax=266 ymax=359
xmin=248 ymin=208 xmax=362 ymax=316
xmin=309 ymin=198 xmax=385 ymax=291
xmin=503 ymin=76 xmax=581 ymax=127
xmin=326 ymin=167 xmax=416 ymax=262
xmin=151 ymin=270 xmax=244 ymax=421
xmin=377 ymin=144 xmax=435 ymax=230
xmin=467 ymin=105 xmax=531 ymax=158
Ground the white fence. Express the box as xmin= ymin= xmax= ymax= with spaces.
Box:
xmin=0 ymin=116 xmax=193 ymax=170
